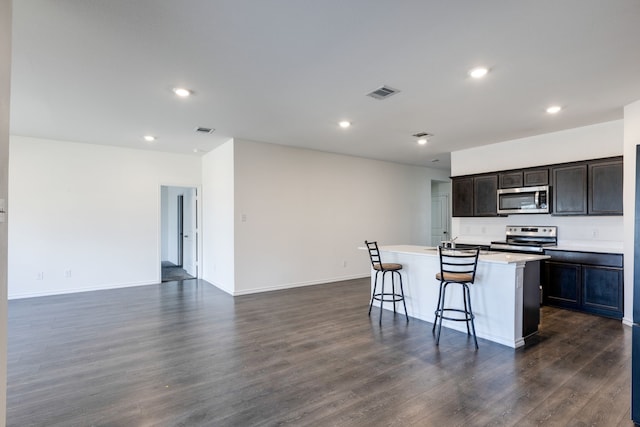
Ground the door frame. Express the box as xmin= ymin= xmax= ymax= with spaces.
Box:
xmin=177 ymin=194 xmax=184 ymax=267
xmin=431 ymin=180 xmax=452 ymax=246
xmin=159 ymin=184 xmax=201 ymax=282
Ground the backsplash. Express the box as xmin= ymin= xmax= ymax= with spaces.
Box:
xmin=452 ymin=214 xmax=624 ymax=245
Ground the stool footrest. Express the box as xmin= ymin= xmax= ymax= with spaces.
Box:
xmin=434 ymin=308 xmax=475 ymax=322
xmin=372 ymin=293 xmax=405 ymax=303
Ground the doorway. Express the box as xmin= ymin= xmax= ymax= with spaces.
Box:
xmin=161 ymin=186 xmax=198 ymax=282
xmin=431 ymin=180 xmax=452 ymax=246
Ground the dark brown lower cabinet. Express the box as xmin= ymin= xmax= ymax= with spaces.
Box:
xmin=543 ymin=250 xmax=623 ymax=319
xmin=582 ymin=265 xmax=623 ymax=317
xmin=544 ymin=261 xmax=581 ymax=309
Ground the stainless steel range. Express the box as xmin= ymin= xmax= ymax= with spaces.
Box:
xmin=490 ymin=226 xmax=557 ymax=253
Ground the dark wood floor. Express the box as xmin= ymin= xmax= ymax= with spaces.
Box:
xmin=7 ymin=278 xmax=633 ymax=426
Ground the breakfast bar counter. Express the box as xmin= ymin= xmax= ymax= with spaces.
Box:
xmin=372 ymin=245 xmax=549 ymax=348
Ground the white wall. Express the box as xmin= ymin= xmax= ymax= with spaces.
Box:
xmin=201 ymin=139 xmax=235 ymax=294
xmin=624 ymin=100 xmax=640 ymax=325
xmin=8 ymin=136 xmax=201 ymax=298
xmin=0 ymin=0 xmax=11 ymax=422
xmin=450 ymin=120 xmax=625 ymax=245
xmin=230 ymin=139 xmax=450 ymax=295
xmin=451 ymin=120 xmax=623 ymax=176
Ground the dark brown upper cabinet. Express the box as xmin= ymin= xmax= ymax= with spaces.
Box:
xmin=523 ymin=168 xmax=549 ymax=186
xmin=452 ymin=156 xmax=621 ymax=217
xmin=498 ymin=168 xmax=548 ymax=189
xmin=589 ymin=159 xmax=623 ymax=215
xmin=452 ymin=177 xmax=474 ymax=217
xmin=473 ymin=174 xmax=498 ymax=216
xmin=452 ymin=174 xmax=499 ymax=217
xmin=498 ymin=171 xmax=523 ymax=189
xmin=552 ymin=163 xmax=588 ymax=215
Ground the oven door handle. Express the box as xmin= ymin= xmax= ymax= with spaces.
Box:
xmin=535 ymin=191 xmax=539 ymax=208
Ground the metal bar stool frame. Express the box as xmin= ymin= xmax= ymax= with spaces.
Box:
xmin=365 ymin=241 xmax=409 ymax=324
xmin=433 ymin=246 xmax=480 ymax=349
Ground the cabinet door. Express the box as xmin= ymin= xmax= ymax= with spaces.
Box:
xmin=582 ymin=266 xmax=623 ymax=319
xmin=589 ymin=160 xmax=623 ymax=215
xmin=499 ymin=171 xmax=523 ymax=189
xmin=544 ymin=261 xmax=580 ymax=309
xmin=524 ymin=168 xmax=549 ymax=186
xmin=452 ymin=177 xmax=473 ymax=217
xmin=473 ymin=174 xmax=498 ymax=216
xmin=552 ymin=164 xmax=587 ymax=215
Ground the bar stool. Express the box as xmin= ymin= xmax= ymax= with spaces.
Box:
xmin=433 ymin=246 xmax=480 ymax=349
xmin=365 ymin=241 xmax=409 ymax=324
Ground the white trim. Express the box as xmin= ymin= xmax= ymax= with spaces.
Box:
xmin=158 ymin=184 xmax=202 ymax=280
xmin=8 ymin=280 xmax=159 ymax=300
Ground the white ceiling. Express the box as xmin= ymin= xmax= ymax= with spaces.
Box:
xmin=9 ymin=1 xmax=640 ymax=170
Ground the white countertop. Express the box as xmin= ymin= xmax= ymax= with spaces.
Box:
xmin=550 ymin=241 xmax=623 ymax=254
xmin=455 ymin=239 xmax=623 ymax=255
xmin=380 ymin=245 xmax=549 ymax=264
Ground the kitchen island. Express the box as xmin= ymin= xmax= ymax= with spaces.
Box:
xmin=371 ymin=245 xmax=549 ymax=348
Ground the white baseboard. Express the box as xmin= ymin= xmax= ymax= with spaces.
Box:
xmin=8 ymin=280 xmax=159 ymax=300
xmin=203 ymin=279 xmax=234 ymax=296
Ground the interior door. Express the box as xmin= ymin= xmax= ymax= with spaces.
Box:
xmin=182 ymin=188 xmax=198 ymax=277
xmin=431 ymin=194 xmax=450 ymax=246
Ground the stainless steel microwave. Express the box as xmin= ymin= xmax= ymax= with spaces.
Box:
xmin=497 ymin=185 xmax=550 ymax=214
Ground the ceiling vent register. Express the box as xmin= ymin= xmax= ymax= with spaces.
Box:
xmin=366 ymin=85 xmax=400 ymax=100
xmin=412 ymin=132 xmax=432 ymax=138
xmin=195 ymin=127 xmax=215 ymax=134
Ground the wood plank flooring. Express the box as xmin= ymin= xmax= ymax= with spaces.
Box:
xmin=7 ymin=278 xmax=634 ymax=426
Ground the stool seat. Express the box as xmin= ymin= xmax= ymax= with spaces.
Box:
xmin=433 ymin=247 xmax=480 ymax=349
xmin=435 ymin=272 xmax=473 ymax=282
xmin=365 ymin=241 xmax=408 ymax=324
xmin=373 ymin=263 xmax=402 ymax=271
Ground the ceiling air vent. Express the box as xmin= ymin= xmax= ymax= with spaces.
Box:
xmin=195 ymin=127 xmax=215 ymax=134
xmin=366 ymin=85 xmax=400 ymax=100
xmin=412 ymin=132 xmax=432 ymax=138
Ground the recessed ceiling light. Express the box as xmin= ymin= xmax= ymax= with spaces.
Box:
xmin=143 ymin=135 xmax=156 ymax=142
xmin=338 ymin=121 xmax=351 ymax=128
xmin=546 ymin=105 xmax=562 ymax=114
xmin=173 ymin=87 xmax=192 ymax=97
xmin=413 ymin=132 xmax=432 ymax=145
xmin=469 ymin=67 xmax=489 ymax=79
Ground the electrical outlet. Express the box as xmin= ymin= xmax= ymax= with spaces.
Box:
xmin=343 ymin=260 xmax=347 ymax=268
xmin=65 ymin=269 xmax=72 ymax=278
xmin=36 ymin=272 xmax=44 ymax=280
